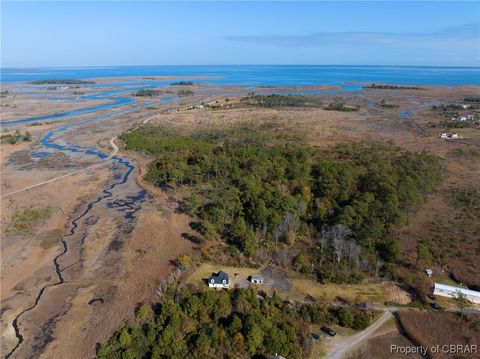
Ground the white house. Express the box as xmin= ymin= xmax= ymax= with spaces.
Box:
xmin=453 ymin=115 xmax=473 ymax=122
xmin=440 ymin=133 xmax=459 ymax=139
xmin=208 ymin=271 xmax=230 ymax=289
xmin=433 ymin=283 xmax=480 ymax=304
xmin=249 ymin=275 xmax=264 ymax=284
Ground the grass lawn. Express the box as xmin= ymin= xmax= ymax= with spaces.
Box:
xmin=186 ymin=262 xmax=260 ymax=286
xmin=455 ymin=128 xmax=480 ymax=139
xmin=187 ymin=263 xmax=404 ymax=306
xmin=310 ymin=324 xmax=327 ymax=359
xmin=289 ymin=279 xmax=395 ymax=304
xmin=374 ymin=315 xmax=398 ymax=335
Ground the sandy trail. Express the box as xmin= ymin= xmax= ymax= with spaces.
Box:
xmin=326 ymin=310 xmax=394 ymax=359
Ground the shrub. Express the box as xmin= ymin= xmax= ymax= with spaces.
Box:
xmin=338 ymin=307 xmax=354 ymax=327
xmin=175 ymin=255 xmax=193 ymax=270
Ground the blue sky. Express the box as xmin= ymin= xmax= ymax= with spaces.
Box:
xmin=1 ymin=1 xmax=479 ymax=67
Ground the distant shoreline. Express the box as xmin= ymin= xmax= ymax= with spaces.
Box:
xmin=2 ymin=64 xmax=480 ymax=70
xmin=2 ymin=65 xmax=479 ymax=86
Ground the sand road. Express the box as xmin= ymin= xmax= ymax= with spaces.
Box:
xmin=326 ymin=310 xmax=395 ymax=359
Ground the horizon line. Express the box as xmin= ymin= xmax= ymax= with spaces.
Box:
xmin=2 ymin=64 xmax=480 ymax=70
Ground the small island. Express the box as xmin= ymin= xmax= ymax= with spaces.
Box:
xmin=170 ymin=81 xmax=194 ymax=86
xmin=132 ymin=89 xmax=160 ymax=97
xmin=29 ymin=79 xmax=95 ymax=85
xmin=363 ymin=83 xmax=424 ymax=90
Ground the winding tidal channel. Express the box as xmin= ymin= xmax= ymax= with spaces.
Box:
xmin=2 ymin=80 xmax=178 ymax=359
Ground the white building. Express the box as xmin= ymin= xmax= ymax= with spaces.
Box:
xmin=452 ymin=115 xmax=473 ymax=121
xmin=440 ymin=133 xmax=459 ymax=139
xmin=433 ymin=283 xmax=480 ymax=304
xmin=249 ymin=275 xmax=264 ymax=284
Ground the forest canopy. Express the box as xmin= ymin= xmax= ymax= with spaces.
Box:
xmin=121 ymin=125 xmax=441 ymax=282
xmin=97 ymin=286 xmax=373 ymax=359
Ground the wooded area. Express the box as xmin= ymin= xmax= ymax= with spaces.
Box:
xmin=121 ymin=125 xmax=441 ymax=283
xmin=97 ymin=286 xmax=373 ymax=359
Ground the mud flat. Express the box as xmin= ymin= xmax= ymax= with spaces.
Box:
xmin=0 ymin=91 xmax=110 ymax=124
xmin=1 ymin=78 xmax=196 ymax=358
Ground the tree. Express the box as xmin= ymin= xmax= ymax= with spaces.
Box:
xmin=352 ymin=310 xmax=371 ymax=330
xmin=454 ymin=292 xmax=468 ymax=319
xmin=245 ymin=323 xmax=264 ymax=355
xmin=328 ymin=225 xmax=352 ymax=263
xmin=136 ymin=304 xmax=153 ymax=321
xmin=377 ymin=239 xmax=399 ymax=261
xmin=345 ymin=239 xmax=360 ymax=270
xmin=184 ymin=193 xmax=201 ymax=215
xmin=274 ymin=212 xmax=300 ymax=245
xmin=338 ymin=307 xmax=354 ymax=327
xmin=231 ymin=217 xmax=258 ymax=256
xmin=293 ymin=253 xmax=309 ymax=273
xmin=119 ymin=327 xmax=132 ymax=348
xmin=228 ymin=314 xmax=243 ymax=335
xmin=415 ymin=243 xmax=432 ymax=270
xmin=197 ymin=219 xmax=216 ymax=241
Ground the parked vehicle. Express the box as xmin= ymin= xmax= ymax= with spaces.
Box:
xmin=321 ymin=326 xmax=337 ymax=336
xmin=430 ymin=303 xmax=442 ymax=310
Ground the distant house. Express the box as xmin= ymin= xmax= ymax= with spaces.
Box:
xmin=440 ymin=133 xmax=459 ymax=139
xmin=433 ymin=283 xmax=480 ymax=304
xmin=249 ymin=275 xmax=264 ymax=284
xmin=452 ymin=114 xmax=473 ymax=121
xmin=208 ymin=271 xmax=230 ymax=289
xmin=425 ymin=269 xmax=433 ymax=277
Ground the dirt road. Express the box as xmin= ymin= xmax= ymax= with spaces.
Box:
xmin=326 ymin=310 xmax=394 ymax=359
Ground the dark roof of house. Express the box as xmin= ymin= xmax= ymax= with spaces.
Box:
xmin=208 ymin=271 xmax=229 ymax=284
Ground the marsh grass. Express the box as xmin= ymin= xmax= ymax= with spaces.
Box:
xmin=6 ymin=206 xmax=52 ymax=237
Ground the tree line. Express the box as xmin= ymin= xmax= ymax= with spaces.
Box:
xmin=240 ymin=94 xmax=310 ymax=107
xmin=170 ymin=81 xmax=194 ymax=86
xmin=363 ymin=83 xmax=423 ymax=90
xmin=133 ymin=89 xmax=161 ymax=97
xmin=29 ymin=79 xmax=95 ymax=84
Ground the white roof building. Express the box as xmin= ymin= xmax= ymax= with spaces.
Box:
xmin=249 ymin=275 xmax=264 ymax=284
xmin=440 ymin=133 xmax=459 ymax=139
xmin=433 ymin=283 xmax=480 ymax=304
